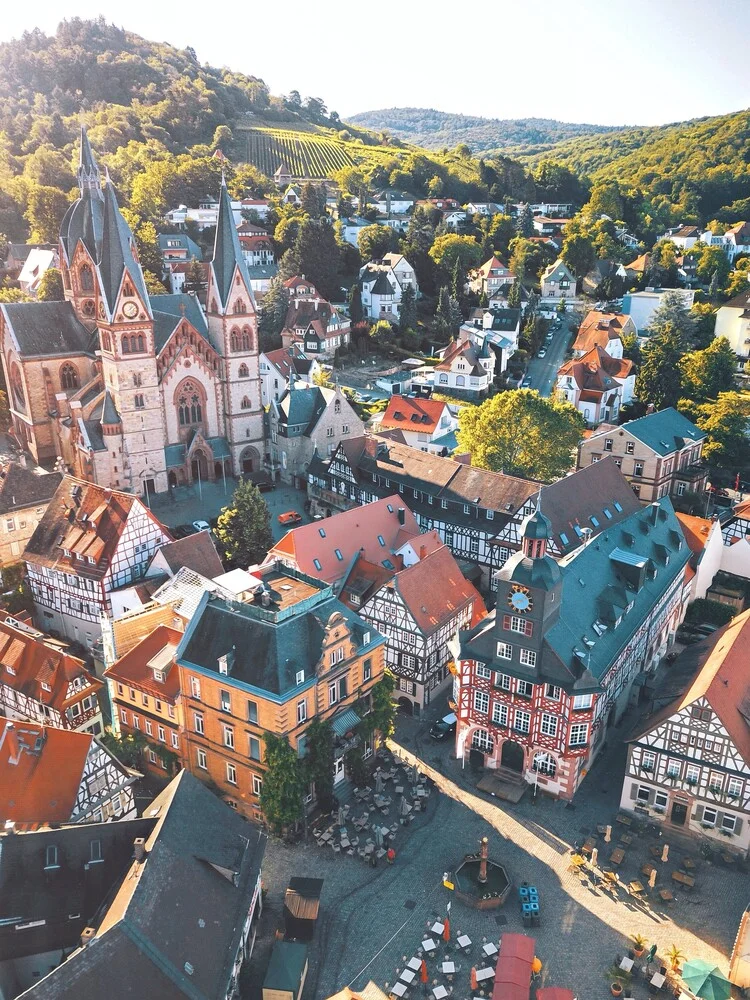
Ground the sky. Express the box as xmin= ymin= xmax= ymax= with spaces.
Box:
xmin=1 ymin=0 xmax=749 ymax=127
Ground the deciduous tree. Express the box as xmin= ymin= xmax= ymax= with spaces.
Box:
xmin=456 ymin=390 xmax=584 ymax=481
xmin=680 ymin=336 xmax=736 ymax=401
xmin=635 ymin=324 xmax=684 ymax=409
xmin=215 ymin=479 xmax=273 ymax=567
xmin=428 ymin=234 xmax=483 ymax=278
xmin=695 ymin=391 xmax=750 ymax=469
xmin=36 ymin=267 xmax=64 ymax=301
xmin=399 ymin=283 xmax=416 ymax=333
xmin=358 ymin=224 xmax=395 ymax=262
xmin=561 ymin=233 xmax=595 ymax=285
xmin=303 ymin=718 xmax=334 ymax=813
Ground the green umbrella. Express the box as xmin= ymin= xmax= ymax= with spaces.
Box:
xmin=682 ymin=959 xmax=732 ymax=1000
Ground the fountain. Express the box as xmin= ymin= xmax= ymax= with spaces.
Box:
xmin=452 ymin=836 xmax=511 ymax=910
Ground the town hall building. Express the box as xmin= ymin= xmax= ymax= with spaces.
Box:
xmin=0 ymin=129 xmax=264 ymax=497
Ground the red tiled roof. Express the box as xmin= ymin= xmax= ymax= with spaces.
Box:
xmin=0 ymin=720 xmax=92 ymax=823
xmin=573 ymin=312 xmax=630 ymax=353
xmin=558 ymin=345 xmax=633 ymax=391
xmin=104 ymin=624 xmax=183 ymax=700
xmin=675 ymin=512 xmax=714 ymax=555
xmin=625 ymin=253 xmax=649 ymax=272
xmin=380 ymin=396 xmax=450 ymax=435
xmin=436 ymin=339 xmax=485 ymax=375
xmin=238 ymin=235 xmax=273 ymax=251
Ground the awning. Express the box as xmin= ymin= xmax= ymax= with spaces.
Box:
xmin=331 ymin=707 xmax=361 ymax=737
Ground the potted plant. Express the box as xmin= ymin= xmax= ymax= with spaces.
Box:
xmin=633 ymin=934 xmax=648 ymax=958
xmin=667 ymin=945 xmax=686 ymax=974
xmin=606 ymin=965 xmax=629 ymax=997
xmin=709 ymin=784 xmax=721 ymax=794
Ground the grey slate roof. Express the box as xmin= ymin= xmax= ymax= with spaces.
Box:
xmin=0 ymin=466 xmax=62 ymax=515
xmin=59 ymin=190 xmax=104 ymax=264
xmin=151 ymin=531 xmax=224 ymax=579
xmin=0 ymin=301 xmax=96 ymax=358
xmin=276 ymin=385 xmax=333 ymax=437
xmin=370 ymin=272 xmax=394 ymax=295
xmin=99 ymin=181 xmax=152 ymax=318
xmin=619 ymin=407 xmax=705 ymax=455
xmin=150 ymin=292 xmax=209 ymax=353
xmin=488 ymin=308 xmax=521 ymax=331
xmin=210 ymin=180 xmax=254 ymax=310
xmin=157 ymin=233 xmax=203 ymax=260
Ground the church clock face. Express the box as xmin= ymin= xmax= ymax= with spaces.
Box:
xmin=123 ymin=301 xmax=138 ymax=318
xmin=507 ymin=583 xmax=533 ymax=614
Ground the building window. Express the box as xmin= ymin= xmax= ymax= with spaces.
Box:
xmin=532 ymin=751 xmax=556 ymax=777
xmin=514 ymin=709 xmax=531 ymax=734
xmin=634 ymin=462 xmax=644 ymax=476
xmin=297 ymin=699 xmax=307 ymax=724
xmin=190 ymin=677 xmax=201 ymax=699
xmin=328 ymin=681 xmax=338 ymax=706
xmin=604 ymin=439 xmax=613 ymax=451
xmin=148 ymin=750 xmax=157 ymax=764
xmin=223 ymin=725 xmax=235 ymax=749
xmin=402 ymin=653 xmax=416 ymax=669
xmin=626 ymin=441 xmax=635 ymax=454
xmin=540 ymin=713 xmax=558 ymax=737
xmin=519 ymin=649 xmax=537 ymax=668
xmin=197 ymin=748 xmax=207 ymax=770
xmin=249 ymin=736 xmax=261 ymax=761
xmin=171 ymin=732 xmax=179 ymax=749
xmin=331 ymin=646 xmax=344 ymax=665
xmin=685 ymin=763 xmax=700 ymax=784
xmin=247 ymin=699 xmax=258 ymax=724
xmin=132 ymin=716 xmax=140 ymax=730
xmin=517 ymin=679 xmax=533 ymax=697
xmin=226 ymin=762 xmax=237 ymax=785
xmin=545 ymin=684 xmax=560 ymax=700
xmin=89 ymin=839 xmax=102 ymax=862
xmin=496 ymin=672 xmax=511 ymax=690
xmin=728 ymin=777 xmax=744 ymax=798
xmin=496 ymin=642 xmax=512 ymax=660
xmin=157 ymin=725 xmax=166 ymax=742
xmin=506 ymin=615 xmax=532 ymax=636
xmin=220 ymin=690 xmax=231 ymax=713
xmin=334 ymin=548 xmax=343 ymax=561
xmin=60 ymin=363 xmax=79 ymax=390
xmin=145 ymin=720 xmax=153 ymax=736
xmin=363 ymin=658 xmax=372 ymax=681
xmin=476 ymin=664 xmax=492 ymax=679
xmin=45 ymin=846 xmax=59 ymax=869
xmin=474 ymin=690 xmax=489 ymax=714
xmin=722 ymin=814 xmax=737 ymax=834
xmin=193 ymin=712 xmax=204 ymax=735
xmin=572 ymin=694 xmax=592 ymax=711
xmin=120 ymin=708 xmax=128 ymax=724
xmin=252 ymin=774 xmax=263 ymax=796
xmin=472 ymin=729 xmax=493 ymax=752
xmin=492 ymin=702 xmax=508 ymax=727
xmin=641 ymin=750 xmax=656 ymax=771
xmin=570 ymin=723 xmax=589 ymax=746
xmin=176 ymin=379 xmax=205 ymax=428
xmin=636 ymin=785 xmax=651 ymax=803
xmin=703 ymin=807 xmax=718 ymax=826
xmin=654 ymin=790 xmax=668 ymax=808
xmin=134 ymin=394 xmax=145 ymax=409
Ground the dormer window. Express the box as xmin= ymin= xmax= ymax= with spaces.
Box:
xmin=5 ymin=665 xmax=15 ymax=675
xmin=41 ymin=682 xmax=51 ymax=692
xmin=153 ymin=669 xmax=164 ymax=683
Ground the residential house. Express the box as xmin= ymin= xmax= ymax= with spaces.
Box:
xmin=616 ymin=227 xmax=641 ymax=250
xmin=572 ymin=311 xmax=635 ymax=358
xmin=660 ymin=225 xmax=701 ymax=250
xmin=0 ymin=720 xmax=137 ymax=826
xmin=23 ymin=476 xmax=172 ymax=646
xmin=174 ymin=561 xmax=386 ymax=818
xmin=581 ymin=260 xmax=628 ymax=297
xmin=157 ymin=233 xmax=202 ymax=264
xmin=165 ymin=198 xmax=242 ymax=230
xmin=237 ymin=220 xmax=267 ymax=236
xmin=281 ymin=185 xmax=303 ymax=207
xmin=513 ymin=202 xmax=573 ymax=218
xmin=6 ymin=770 xmax=266 ymax=1000
xmin=578 ymin=407 xmax=708 ymax=502
xmin=455 ymin=500 xmax=690 ymax=799
xmin=461 ymin=307 xmax=521 ymax=376
xmin=240 ymin=197 xmax=270 ymax=220
xmin=268 ymin=384 xmax=364 ymax=486
xmin=144 ymin=529 xmax=224 ymax=582
xmin=164 ymin=259 xmax=210 ymax=296
xmin=339 ymin=217 xmax=371 ymax=247
xmin=676 ymin=512 xmax=724 ymax=601
xmin=464 ymin=203 xmax=501 ymax=217
xmin=359 ymin=254 xmax=419 ymax=322
xmin=725 ymin=222 xmax=750 ymax=260
xmin=541 ymin=259 xmax=576 ymax=300
xmin=714 ymin=287 xmax=750 ymax=365
xmin=280 ymin=276 xmax=351 ymax=357
xmin=260 ymin=345 xmax=320 ymax=407
xmin=434 ymin=338 xmax=495 ymax=398
xmin=0 ymin=465 xmax=61 ymax=568
xmin=377 ymin=396 xmax=458 ymax=454
xmin=624 ymin=253 xmax=649 ymax=281
xmin=274 ymin=163 xmax=293 ymax=187
xmin=0 ymin=610 xmax=104 ymax=734
xmin=245 ymin=262 xmax=279 ymax=298
xmin=532 ymin=217 xmax=571 ymax=237
xmin=239 ymin=234 xmax=275 ymax=267
xmin=468 ymin=257 xmax=516 ymax=298
xmin=3 ymin=244 xmax=57 ymax=281
xmin=342 ymin=542 xmax=483 ymax=715
xmin=620 ymin=611 xmax=750 ymax=856
xmin=373 ymin=189 xmax=416 ymax=216
xmin=555 ymin=346 xmax=635 ymax=425
xmin=622 ymin=288 xmax=696 ymax=335
xmin=720 ymin=500 xmax=750 ymax=582
xmin=18 ymin=249 xmax=58 ymax=296
xmin=443 ymin=210 xmax=468 ymax=229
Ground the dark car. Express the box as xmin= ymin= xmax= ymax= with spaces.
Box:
xmin=429 ymin=713 xmax=457 ymax=740
xmin=172 ymin=523 xmax=198 ymax=539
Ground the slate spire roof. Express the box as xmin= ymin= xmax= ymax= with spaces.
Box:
xmin=210 ymin=176 xmax=255 ymax=311
xmin=77 ymin=125 xmax=100 ymax=189
xmin=60 ymin=127 xmax=105 ymax=264
xmin=99 ymin=178 xmax=152 ymax=319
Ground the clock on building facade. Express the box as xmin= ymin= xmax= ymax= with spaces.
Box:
xmin=507 ymin=583 xmax=533 ymax=614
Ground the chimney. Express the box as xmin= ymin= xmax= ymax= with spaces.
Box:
xmin=397 ymin=507 xmax=405 ymax=525
xmin=646 ymin=403 xmax=656 ymax=414
xmin=419 ymin=545 xmax=427 ymax=560
xmin=80 ymin=927 xmax=96 ymax=948
xmin=261 ymin=591 xmax=271 ymax=607
xmin=133 ymin=837 xmax=147 ymax=862
xmin=3 ymin=723 xmax=20 ymax=765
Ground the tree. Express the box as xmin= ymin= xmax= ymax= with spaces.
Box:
xmin=211 ymin=125 xmax=233 ymax=152
xmin=561 ymin=233 xmax=595 ymax=285
xmin=399 ymin=283 xmax=417 ymax=334
xmin=635 ymin=324 xmax=684 ymax=410
xmin=695 ymin=391 xmax=750 ymax=470
xmin=285 ymin=219 xmax=341 ymax=300
xmin=348 ymin=283 xmax=363 ymax=325
xmin=370 ymin=319 xmax=396 ymax=347
xmin=586 ymin=180 xmax=624 ymax=221
xmin=0 ymin=286 xmax=31 ymax=303
xmin=680 ymin=337 xmax=736 ymax=401
xmin=648 ymin=290 xmax=696 ymax=345
xmin=428 ymin=234 xmax=483 ymax=277
xmin=696 ymin=244 xmax=731 ymax=287
xmin=259 ymin=733 xmax=305 ymax=835
xmin=303 ymin=718 xmax=334 ymax=813
xmin=143 ymin=271 xmax=167 ymax=294
xmin=183 ymin=257 xmax=206 ymax=297
xmin=481 ymin=214 xmax=516 ymax=259
xmin=100 ymin=728 xmax=148 ymax=769
xmin=622 ymin=332 xmax=642 ymax=366
xmin=360 ymin=672 xmax=396 ymax=741
xmin=451 ymin=255 xmax=465 ymax=306
xmin=36 ymin=267 xmax=64 ymax=301
xmin=456 ymin=390 xmax=584 ymax=482
xmin=690 ymin=302 xmax=717 ymax=349
xmin=516 ymin=204 xmax=534 ymax=237
xmin=214 ymin=479 xmax=273 ymax=567
xmin=507 ymin=281 xmax=521 ymax=308
xmin=358 ymin=224 xmax=395 ymax=262
xmin=301 ymin=182 xmax=322 ymax=218
xmin=25 ymin=184 xmax=71 ymax=243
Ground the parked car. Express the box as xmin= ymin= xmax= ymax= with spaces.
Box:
xmin=522 ymin=376 xmax=532 ymax=388
xmin=538 ymin=348 xmax=547 ymax=358
xmin=172 ymin=523 xmax=198 ymax=538
xmin=429 ymin=713 xmax=457 ymax=740
xmin=278 ymin=510 xmax=303 ymax=526
xmin=192 ymin=520 xmax=210 ymax=532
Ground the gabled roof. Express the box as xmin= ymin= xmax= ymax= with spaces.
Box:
xmin=722 ymin=287 xmax=750 ymax=310
xmin=275 ymin=385 xmax=335 ymax=435
xmin=674 ymin=512 xmax=715 ymax=556
xmin=0 ymin=465 xmax=61 ymax=515
xmin=573 ymin=312 xmax=631 ymax=353
xmin=157 ymin=233 xmax=202 ymax=259
xmin=104 ymin=624 xmax=183 ymax=700
xmin=436 ymin=338 xmax=487 ymax=376
xmin=542 ymin=258 xmax=575 ymax=281
xmin=264 ymin=345 xmax=314 ymax=378
xmin=210 ymin=178 xmax=255 ymax=311
xmin=380 ymin=396 xmax=451 ymax=435
xmin=0 ymin=301 xmax=96 ymax=359
xmin=149 ymin=530 xmax=224 ymax=580
xmin=615 ymin=407 xmax=705 ymax=455
xmin=269 ymin=495 xmax=421 ymax=584
xmin=99 ymin=179 xmax=151 ymax=319
xmin=475 ymin=256 xmax=513 ymax=278
xmin=628 ymin=611 xmax=750 ymax=761
xmin=149 ymin=292 xmax=210 ymax=353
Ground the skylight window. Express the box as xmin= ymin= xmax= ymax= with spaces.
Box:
xmin=387 ymin=504 xmax=393 ymax=512
xmin=560 ymin=532 xmax=569 ymax=546
xmin=614 ymin=501 xmax=623 ymax=512
xmin=590 ymin=516 xmax=599 ymax=528
xmin=377 ymin=535 xmax=385 ymax=546
xmin=313 ymin=559 xmax=322 ymax=571
xmin=334 ymin=549 xmax=343 ymax=561
xmin=603 ymin=508 xmax=612 ymax=519
xmin=318 ymin=528 xmax=326 ymax=538
xmin=574 ymin=525 xmax=583 ymax=537
xmin=382 ymin=559 xmax=395 ymax=570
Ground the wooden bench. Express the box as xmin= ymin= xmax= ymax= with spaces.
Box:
xmin=616 ymin=813 xmax=633 ymax=827
xmin=659 ymin=888 xmax=674 ymax=902
xmin=671 ymin=870 xmax=695 ymax=888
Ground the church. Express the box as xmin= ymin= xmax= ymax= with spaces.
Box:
xmin=0 ymin=129 xmax=265 ymax=497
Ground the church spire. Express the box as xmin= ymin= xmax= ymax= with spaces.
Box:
xmin=209 ymin=176 xmax=254 ymax=313
xmin=100 ymin=176 xmax=152 ymax=319
xmin=77 ymin=126 xmax=102 ymax=197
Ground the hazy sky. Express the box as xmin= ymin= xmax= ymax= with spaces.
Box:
xmin=2 ymin=0 xmax=749 ymax=127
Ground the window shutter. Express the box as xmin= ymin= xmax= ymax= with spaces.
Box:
xmin=502 ymin=614 xmax=511 ymax=630
xmin=647 ymin=788 xmax=656 ymax=805
xmin=716 ymin=810 xmax=724 ymax=827
xmin=693 ymin=805 xmax=704 ymax=822
xmin=525 ymin=620 xmax=533 ymax=637
xmin=735 ymin=817 xmax=743 ymax=836
xmin=629 ymin=782 xmax=638 ymax=800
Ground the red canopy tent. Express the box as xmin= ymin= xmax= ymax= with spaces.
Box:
xmin=499 ymin=935 xmax=536 ymax=962
xmin=537 ymin=989 xmax=574 ymax=1000
xmin=492 ymin=935 xmax=536 ymax=1000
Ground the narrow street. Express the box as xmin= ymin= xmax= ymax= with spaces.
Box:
xmin=524 ymin=314 xmax=577 ymax=397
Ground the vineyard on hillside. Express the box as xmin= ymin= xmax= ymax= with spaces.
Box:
xmin=238 ymin=128 xmax=401 ymax=178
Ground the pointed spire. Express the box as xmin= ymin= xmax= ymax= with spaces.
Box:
xmin=77 ymin=126 xmax=102 ymax=198
xmin=210 ymin=176 xmax=254 ymax=312
xmin=100 ymin=177 xmax=152 ymax=319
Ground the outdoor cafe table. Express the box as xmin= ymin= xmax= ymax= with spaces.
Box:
xmin=422 ymin=938 xmax=437 ymax=953
xmin=651 ymin=973 xmax=666 ymax=988
xmin=581 ymin=837 xmax=597 ymax=855
xmin=482 ymin=942 xmax=498 ymax=958
xmin=628 ymin=880 xmax=645 ymax=895
xmin=400 ymin=969 xmax=416 ymax=984
xmin=620 ymin=957 xmax=634 ymax=973
xmin=610 ymin=848 xmax=625 ymax=865
xmin=407 ymin=958 xmax=422 ymax=972
xmin=442 ymin=961 xmax=456 ymax=975
xmin=476 ymin=967 xmax=495 ymax=983
xmin=391 ymin=983 xmax=408 ymax=998
xmin=457 ymin=935 xmax=472 ymax=950
xmin=433 ymin=987 xmax=448 ymax=1000
xmin=432 ymin=922 xmax=445 ymax=936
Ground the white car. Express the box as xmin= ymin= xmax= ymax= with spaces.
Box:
xmin=538 ymin=349 xmax=547 ymax=358
xmin=192 ymin=520 xmax=210 ymax=532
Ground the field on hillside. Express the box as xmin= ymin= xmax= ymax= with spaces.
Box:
xmin=237 ymin=127 xmax=402 ymax=178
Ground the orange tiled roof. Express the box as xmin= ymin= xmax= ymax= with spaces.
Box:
xmin=573 ymin=311 xmax=630 ymax=353
xmin=675 ymin=512 xmax=714 ymax=555
xmin=388 ymin=544 xmax=484 ymax=633
xmin=380 ymin=396 xmax=450 ymax=435
xmin=558 ymin=345 xmax=633 ymax=392
xmin=625 ymin=253 xmax=649 ymax=273
xmin=104 ymin=624 xmax=183 ymax=699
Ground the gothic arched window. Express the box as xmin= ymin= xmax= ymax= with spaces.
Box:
xmin=176 ymin=379 xmax=205 ymax=429
xmin=136 ymin=335 xmax=144 ymax=353
xmin=230 ymin=330 xmax=240 ymax=353
xmin=101 ymin=331 xmax=112 ymax=352
xmin=122 ymin=336 xmax=130 ymax=354
xmin=233 ymin=299 xmax=246 ymax=315
xmin=242 ymin=327 xmax=253 ymax=351
xmin=82 ymin=300 xmax=95 ymax=318
xmin=60 ymin=364 xmax=79 ymax=390
xmin=80 ymin=265 xmax=93 ymax=292
xmin=238 ymin=364 xmax=249 ymax=378
xmin=10 ymin=363 xmax=25 ymax=411
xmin=334 ymin=399 xmax=341 ymax=414
xmin=241 ymin=396 xmax=251 ymax=410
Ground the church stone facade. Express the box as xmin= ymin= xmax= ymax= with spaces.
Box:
xmin=0 ymin=129 xmax=264 ymax=497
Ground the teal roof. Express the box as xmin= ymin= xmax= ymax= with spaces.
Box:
xmin=99 ymin=180 xmax=151 ymax=318
xmin=622 ymin=407 xmax=705 ymax=456
xmin=150 ymin=292 xmax=209 ymax=352
xmin=277 ymin=386 xmax=333 ymax=436
xmin=165 ymin=444 xmax=186 ymax=467
xmin=157 ymin=233 xmax=202 ymax=260
xmin=263 ymin=942 xmax=308 ymax=993
xmin=205 ymin=436 xmax=231 ymax=459
xmin=210 ymin=180 xmax=254 ymax=310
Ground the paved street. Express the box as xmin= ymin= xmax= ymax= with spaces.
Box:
xmin=525 ymin=315 xmax=577 ymax=397
xmin=246 ymin=697 xmax=744 ymax=1000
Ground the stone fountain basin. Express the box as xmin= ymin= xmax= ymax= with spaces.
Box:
xmin=454 ymin=856 xmax=512 ymax=910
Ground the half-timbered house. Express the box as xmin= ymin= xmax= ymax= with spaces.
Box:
xmin=23 ymin=476 xmax=172 ymax=647
xmin=0 ymin=610 xmax=104 ymax=734
xmin=621 ymin=611 xmax=750 ymax=856
xmin=721 ymin=499 xmax=750 ymax=582
xmin=0 ymin=720 xmax=137 ymax=826
xmin=455 ymin=498 xmax=690 ymax=799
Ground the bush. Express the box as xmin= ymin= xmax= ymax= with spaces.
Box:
xmin=684 ymin=599 xmax=735 ymax=626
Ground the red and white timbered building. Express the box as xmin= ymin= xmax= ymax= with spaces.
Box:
xmin=456 ymin=499 xmax=690 ymax=799
xmin=23 ymin=476 xmax=171 ymax=648
xmin=622 ymin=610 xmax=750 ymax=857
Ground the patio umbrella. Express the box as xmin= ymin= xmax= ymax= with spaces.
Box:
xmin=337 ymin=805 xmax=345 ymax=827
xmin=443 ymin=918 xmax=450 ymax=942
xmin=661 ymin=844 xmax=669 ymax=863
xmin=648 ymin=868 xmax=657 ymax=889
xmin=682 ymin=961 xmax=732 ymax=1000
xmin=590 ymin=847 xmax=598 ymax=867
xmin=410 ymin=764 xmax=419 ymax=785
xmin=400 ymin=795 xmax=411 ymax=817
xmin=420 ymin=959 xmax=428 ymax=984
xmin=375 ymin=771 xmax=384 ymax=794
xmin=604 ymin=825 xmax=612 ymax=843
xmin=471 ymin=968 xmax=478 ymax=992
xmin=374 ymin=826 xmax=384 ymax=847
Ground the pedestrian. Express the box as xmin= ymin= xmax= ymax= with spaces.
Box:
xmin=370 ymin=851 xmax=378 ymax=868
xmin=387 ymin=847 xmax=396 ymax=865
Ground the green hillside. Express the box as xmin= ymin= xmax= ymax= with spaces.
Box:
xmin=237 ymin=125 xmax=406 ymax=178
xmin=348 ymin=107 xmax=622 ymax=154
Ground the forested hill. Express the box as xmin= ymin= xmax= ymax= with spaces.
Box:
xmin=347 ymin=107 xmax=622 ymax=154
xmin=515 ymin=109 xmax=750 ymax=223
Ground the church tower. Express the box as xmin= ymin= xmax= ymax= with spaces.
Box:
xmin=205 ymin=178 xmax=264 ymax=476
xmin=95 ymin=177 xmax=167 ymax=497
